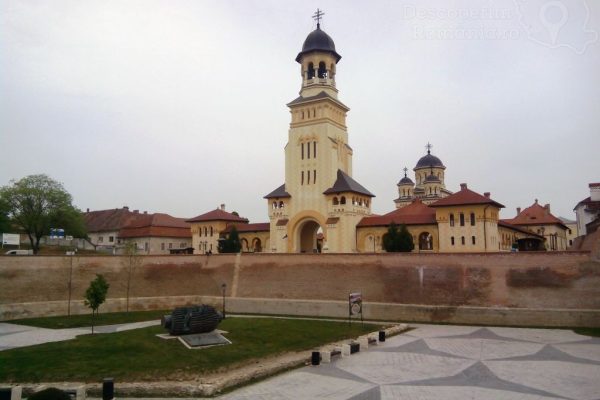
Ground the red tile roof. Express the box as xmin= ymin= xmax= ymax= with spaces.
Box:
xmin=119 ymin=213 xmax=191 ymax=239
xmin=358 ymin=199 xmax=436 ymax=227
xmin=83 ymin=207 xmax=141 ymax=233
xmin=429 ymin=183 xmax=504 ymax=208
xmin=222 ymin=223 xmax=270 ymax=233
xmin=186 ymin=208 xmax=249 ymax=223
xmin=504 ymin=201 xmax=567 ymax=229
xmin=574 ymin=196 xmax=600 ymax=211
xmin=498 ymin=220 xmax=544 ymax=238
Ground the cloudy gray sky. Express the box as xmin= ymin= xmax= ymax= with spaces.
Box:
xmin=1 ymin=0 xmax=599 ymax=225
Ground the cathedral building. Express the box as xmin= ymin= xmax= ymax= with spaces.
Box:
xmin=187 ymin=12 xmax=554 ymax=254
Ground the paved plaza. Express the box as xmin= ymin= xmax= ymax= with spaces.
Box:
xmin=222 ymin=324 xmax=600 ymax=400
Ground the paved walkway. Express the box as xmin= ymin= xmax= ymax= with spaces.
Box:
xmin=221 ymin=324 xmax=600 ymax=400
xmin=0 ymin=320 xmax=159 ymax=351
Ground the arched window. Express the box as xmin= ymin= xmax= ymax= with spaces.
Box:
xmin=472 ymin=236 xmax=476 ymax=245
xmin=301 ymin=171 xmax=304 ymax=185
xmin=449 ymin=213 xmax=455 ymax=226
xmin=204 ymin=227 xmax=208 ymax=236
xmin=301 ymin=111 xmax=304 ymax=120
xmin=210 ymin=227 xmax=213 ymax=236
xmin=451 ymin=236 xmax=455 ymax=245
xmin=272 ymin=201 xmax=277 ymax=209
xmin=313 ymin=141 xmax=317 ymax=158
xmin=333 ymin=197 xmax=339 ymax=205
xmin=307 ymin=141 xmax=311 ymax=158
xmin=318 ymin=61 xmax=327 ymax=78
xmin=279 ymin=201 xmax=284 ymax=208
xmin=313 ymin=169 xmax=316 ymax=183
xmin=460 ymin=213 xmax=465 ymax=226
xmin=313 ymin=108 xmax=316 ymax=117
xmin=470 ymin=212 xmax=475 ymax=226
xmin=419 ymin=232 xmax=433 ymax=250
xmin=461 ymin=236 xmax=465 ymax=245
xmin=307 ymin=62 xmax=315 ymax=79
xmin=365 ymin=200 xmax=369 ymax=207
xmin=198 ymin=227 xmax=202 ymax=237
xmin=340 ymin=196 xmax=346 ymax=205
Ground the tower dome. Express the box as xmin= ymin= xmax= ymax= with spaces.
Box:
xmin=296 ymin=24 xmax=341 ymax=63
xmin=397 ymin=167 xmax=414 ymax=186
xmin=414 ymin=143 xmax=445 ymax=170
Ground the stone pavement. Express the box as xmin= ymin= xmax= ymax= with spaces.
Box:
xmin=0 ymin=320 xmax=159 ymax=351
xmin=221 ymin=324 xmax=600 ymax=400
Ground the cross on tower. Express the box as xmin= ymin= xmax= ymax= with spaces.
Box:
xmin=425 ymin=142 xmax=433 ymax=154
xmin=313 ymin=8 xmax=325 ymax=28
xmin=403 ymin=167 xmax=408 ymax=177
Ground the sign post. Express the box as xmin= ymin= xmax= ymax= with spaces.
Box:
xmin=348 ymin=292 xmax=363 ymax=326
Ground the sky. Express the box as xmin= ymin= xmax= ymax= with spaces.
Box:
xmin=1 ymin=0 xmax=599 ymax=224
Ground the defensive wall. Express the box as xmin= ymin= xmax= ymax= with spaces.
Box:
xmin=1 ymin=251 xmax=599 ymax=327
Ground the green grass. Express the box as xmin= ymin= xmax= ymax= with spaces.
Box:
xmin=6 ymin=310 xmax=169 ymax=329
xmin=0 ymin=318 xmax=381 ymax=382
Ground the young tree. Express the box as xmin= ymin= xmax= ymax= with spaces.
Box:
xmin=218 ymin=226 xmax=242 ymax=253
xmin=382 ymin=222 xmax=414 ymax=252
xmin=122 ymin=242 xmax=142 ymax=312
xmin=84 ymin=274 xmax=110 ymax=334
xmin=0 ymin=175 xmax=86 ymax=254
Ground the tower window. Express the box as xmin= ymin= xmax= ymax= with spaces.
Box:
xmin=461 ymin=236 xmax=465 ymax=245
xmin=333 ymin=197 xmax=339 ymax=205
xmin=307 ymin=170 xmax=310 ymax=184
xmin=450 ymin=214 xmax=455 ymax=227
xmin=472 ymin=236 xmax=476 ymax=245
xmin=451 ymin=236 xmax=455 ymax=245
xmin=314 ymin=169 xmax=317 ymax=184
xmin=470 ymin=212 xmax=475 ymax=226
xmin=301 ymin=171 xmax=304 ymax=185
xmin=307 ymin=62 xmax=315 ymax=79
xmin=314 ymin=141 xmax=317 ymax=158
xmin=210 ymin=227 xmax=213 ymax=236
xmin=301 ymin=143 xmax=304 ymax=159
xmin=279 ymin=201 xmax=284 ymax=208
xmin=340 ymin=196 xmax=346 ymax=205
xmin=318 ymin=61 xmax=327 ymax=78
xmin=460 ymin=213 xmax=465 ymax=226
xmin=307 ymin=142 xmax=310 ymax=159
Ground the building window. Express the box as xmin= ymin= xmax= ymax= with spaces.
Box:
xmin=419 ymin=232 xmax=433 ymax=250
xmin=301 ymin=143 xmax=304 ymax=159
xmin=472 ymin=236 xmax=476 ymax=245
xmin=169 ymin=243 xmax=173 ymax=249
xmin=314 ymin=169 xmax=317 ymax=184
xmin=279 ymin=201 xmax=284 ymax=208
xmin=161 ymin=243 xmax=165 ymax=250
xmin=204 ymin=227 xmax=208 ymax=236
xmin=314 ymin=141 xmax=317 ymax=158
xmin=144 ymin=242 xmax=149 ymax=251
xmin=307 ymin=170 xmax=310 ymax=184
xmin=470 ymin=213 xmax=475 ymax=226
xmin=461 ymin=236 xmax=465 ymax=245
xmin=272 ymin=201 xmax=277 ymax=209
xmin=301 ymin=171 xmax=304 ymax=185
xmin=460 ymin=213 xmax=465 ymax=226
xmin=307 ymin=142 xmax=311 ymax=159
xmin=333 ymin=197 xmax=339 ymax=205
xmin=98 ymin=236 xmax=104 ymax=243
xmin=449 ymin=214 xmax=455 ymax=227
xmin=210 ymin=227 xmax=213 ymax=236
xmin=451 ymin=236 xmax=455 ymax=245
xmin=340 ymin=196 xmax=346 ymax=205
xmin=109 ymin=236 xmax=114 ymax=243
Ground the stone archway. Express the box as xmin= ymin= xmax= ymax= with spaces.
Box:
xmin=297 ymin=219 xmax=322 ymax=253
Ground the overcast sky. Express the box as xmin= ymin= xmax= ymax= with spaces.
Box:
xmin=1 ymin=0 xmax=599 ymax=225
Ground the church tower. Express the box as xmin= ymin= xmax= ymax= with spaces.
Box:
xmin=265 ymin=10 xmax=374 ymax=253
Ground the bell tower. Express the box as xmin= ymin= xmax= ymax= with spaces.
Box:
xmin=265 ymin=10 xmax=374 ymax=253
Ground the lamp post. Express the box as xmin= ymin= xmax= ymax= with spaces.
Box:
xmin=221 ymin=283 xmax=227 ymax=319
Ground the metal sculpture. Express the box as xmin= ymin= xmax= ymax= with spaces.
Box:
xmin=161 ymin=305 xmax=223 ymax=335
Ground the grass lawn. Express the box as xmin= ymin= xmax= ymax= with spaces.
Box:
xmin=0 ymin=317 xmax=382 ymax=382
xmin=7 ymin=310 xmax=169 ymax=329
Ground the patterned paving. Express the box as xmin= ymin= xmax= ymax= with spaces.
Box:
xmin=222 ymin=324 xmax=600 ymax=400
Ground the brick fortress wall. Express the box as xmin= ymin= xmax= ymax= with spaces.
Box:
xmin=1 ymin=252 xmax=598 ymax=326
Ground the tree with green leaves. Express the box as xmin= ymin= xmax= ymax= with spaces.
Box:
xmin=382 ymin=222 xmax=414 ymax=252
xmin=84 ymin=274 xmax=110 ymax=333
xmin=0 ymin=197 xmax=11 ymax=234
xmin=218 ymin=226 xmax=242 ymax=253
xmin=0 ymin=174 xmax=86 ymax=254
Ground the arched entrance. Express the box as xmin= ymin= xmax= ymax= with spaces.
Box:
xmin=297 ymin=220 xmax=323 ymax=253
xmin=252 ymin=238 xmax=262 ymax=252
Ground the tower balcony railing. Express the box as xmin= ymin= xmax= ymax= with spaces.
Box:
xmin=303 ymin=77 xmax=336 ymax=88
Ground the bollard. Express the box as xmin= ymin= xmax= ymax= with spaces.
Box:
xmin=102 ymin=378 xmax=114 ymax=400
xmin=311 ymin=351 xmax=320 ymax=366
xmin=320 ymin=350 xmax=331 ymax=363
xmin=341 ymin=344 xmax=351 ymax=357
xmin=350 ymin=342 xmax=360 ymax=354
xmin=379 ymin=330 xmax=386 ymax=342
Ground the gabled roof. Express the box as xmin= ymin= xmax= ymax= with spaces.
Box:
xmin=222 ymin=223 xmax=270 ymax=233
xmin=429 ymin=184 xmax=504 ymax=208
xmin=504 ymin=201 xmax=567 ymax=229
xmin=186 ymin=208 xmax=249 ymax=223
xmin=358 ymin=199 xmax=436 ymax=227
xmin=264 ymin=184 xmax=291 ymax=199
xmin=83 ymin=207 xmax=142 ymax=233
xmin=574 ymin=196 xmax=600 ymax=211
xmin=498 ymin=220 xmax=545 ymax=239
xmin=323 ymin=170 xmax=375 ymax=197
xmin=119 ymin=213 xmax=191 ymax=239
xmin=287 ymin=91 xmax=349 ymax=111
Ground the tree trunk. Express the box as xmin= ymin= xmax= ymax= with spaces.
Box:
xmin=91 ymin=309 xmax=95 ymax=334
xmin=33 ymin=235 xmax=42 ymax=255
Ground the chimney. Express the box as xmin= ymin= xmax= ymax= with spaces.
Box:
xmin=220 ymin=203 xmax=226 ymax=211
xmin=544 ymin=203 xmax=550 ymax=214
xmin=86 ymin=208 xmax=89 ymax=213
xmin=123 ymin=206 xmax=129 ymax=210
xmin=460 ymin=183 xmax=468 ymax=190
xmin=590 ymin=183 xmax=600 ymax=201
xmin=484 ymin=192 xmax=490 ymax=198
xmin=133 ymin=210 xmax=139 ymax=214
xmin=143 ymin=211 xmax=147 ymax=214
xmin=516 ymin=207 xmax=521 ymax=215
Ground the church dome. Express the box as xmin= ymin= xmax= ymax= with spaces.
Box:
xmin=398 ymin=176 xmax=414 ymax=186
xmin=415 ymin=153 xmax=445 ymax=169
xmin=295 ymin=25 xmax=342 ymax=63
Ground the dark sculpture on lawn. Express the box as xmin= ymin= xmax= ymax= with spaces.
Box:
xmin=161 ymin=305 xmax=223 ymax=335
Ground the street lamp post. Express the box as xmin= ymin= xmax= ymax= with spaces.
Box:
xmin=221 ymin=283 xmax=227 ymax=319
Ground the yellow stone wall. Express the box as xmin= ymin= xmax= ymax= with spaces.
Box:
xmin=238 ymin=231 xmax=270 ymax=253
xmin=356 ymin=224 xmax=439 ymax=253
xmin=190 ymin=221 xmax=228 ymax=254
xmin=436 ymin=204 xmax=500 ymax=252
